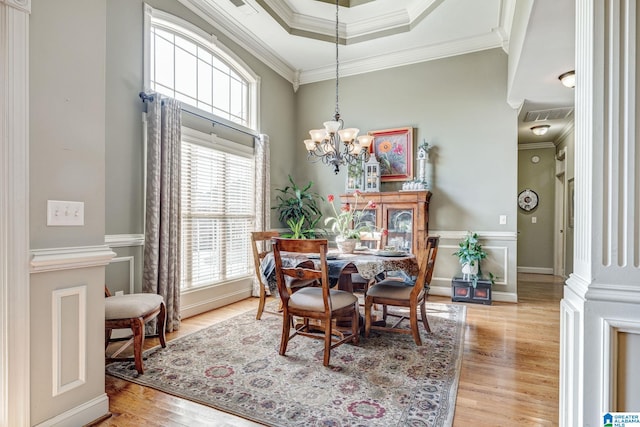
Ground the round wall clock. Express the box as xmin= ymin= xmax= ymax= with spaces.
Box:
xmin=518 ymin=189 xmax=539 ymax=211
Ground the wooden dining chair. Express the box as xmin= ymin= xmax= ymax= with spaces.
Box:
xmin=104 ymin=286 xmax=166 ymax=374
xmin=251 ymin=230 xmax=281 ymax=319
xmin=364 ymin=235 xmax=440 ymax=346
xmin=252 ymin=231 xmax=319 ymax=320
xmin=272 ymin=238 xmax=360 ymax=366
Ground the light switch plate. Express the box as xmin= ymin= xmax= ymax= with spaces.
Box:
xmin=47 ymin=200 xmax=84 ymax=226
xmin=499 ymin=215 xmax=507 ymax=225
xmin=532 ymin=216 xmax=537 ymax=224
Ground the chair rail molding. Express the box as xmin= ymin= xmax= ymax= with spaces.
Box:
xmin=30 ymin=245 xmax=116 ymax=273
xmin=105 ymin=233 xmax=144 ymax=247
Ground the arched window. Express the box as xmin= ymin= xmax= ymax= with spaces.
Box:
xmin=143 ymin=6 xmax=260 ymax=297
xmin=144 ymin=5 xmax=259 ymax=130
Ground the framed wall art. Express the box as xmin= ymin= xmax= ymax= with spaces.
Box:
xmin=368 ymin=127 xmax=413 ymax=181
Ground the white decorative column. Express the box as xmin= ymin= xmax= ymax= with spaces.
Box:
xmin=0 ymin=0 xmax=31 ymax=426
xmin=561 ymin=0 xmax=640 ymax=425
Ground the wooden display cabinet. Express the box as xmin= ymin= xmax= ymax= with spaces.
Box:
xmin=339 ymin=191 xmax=431 ymax=254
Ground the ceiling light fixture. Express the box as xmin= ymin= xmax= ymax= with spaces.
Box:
xmin=303 ymin=0 xmax=371 ymax=174
xmin=531 ymin=125 xmax=551 ymax=136
xmin=558 ymin=70 xmax=576 ymax=88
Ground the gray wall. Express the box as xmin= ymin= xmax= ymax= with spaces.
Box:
xmin=30 ymin=0 xmax=108 ymax=424
xmin=290 ymin=49 xmax=519 ymax=298
xmin=557 ymin=129 xmax=575 ymax=276
xmin=292 ymin=48 xmax=518 ymax=233
xmin=517 ymin=147 xmax=556 ymax=271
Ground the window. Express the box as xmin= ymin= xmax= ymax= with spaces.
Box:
xmin=144 ymin=5 xmax=259 ymax=130
xmin=144 ymin=7 xmax=261 ymax=293
xmin=180 ymin=129 xmax=255 ymax=290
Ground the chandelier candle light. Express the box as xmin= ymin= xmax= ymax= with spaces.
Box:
xmin=303 ymin=0 xmax=372 ymax=174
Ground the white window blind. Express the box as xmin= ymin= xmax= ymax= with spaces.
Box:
xmin=180 ymin=137 xmax=255 ymax=290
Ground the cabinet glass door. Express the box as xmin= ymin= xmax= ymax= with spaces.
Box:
xmin=359 ymin=209 xmax=377 ymax=229
xmin=386 ymin=208 xmax=414 ymax=252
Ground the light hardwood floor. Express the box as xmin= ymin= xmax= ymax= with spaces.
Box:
xmin=93 ymin=273 xmax=563 ymax=427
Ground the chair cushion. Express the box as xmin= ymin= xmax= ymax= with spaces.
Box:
xmin=367 ymin=282 xmax=424 ymax=301
xmin=289 ymin=287 xmax=358 ymax=312
xmin=105 ymin=293 xmax=164 ymax=320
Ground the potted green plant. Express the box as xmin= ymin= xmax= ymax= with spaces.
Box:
xmin=273 ymin=175 xmax=323 ymax=239
xmin=452 ymin=231 xmax=492 ymax=287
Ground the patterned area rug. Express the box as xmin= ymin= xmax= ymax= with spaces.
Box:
xmin=106 ymin=302 xmax=466 ymax=427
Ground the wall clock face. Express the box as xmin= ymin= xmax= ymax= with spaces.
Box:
xmin=518 ymin=189 xmax=539 ymax=211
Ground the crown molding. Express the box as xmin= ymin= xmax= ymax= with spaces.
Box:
xmin=182 ymin=0 xmax=506 ymax=88
xmin=177 ymin=0 xmax=297 ymax=84
xmin=2 ymin=0 xmax=30 ymax=13
xmin=300 ymin=31 xmax=503 ymax=84
xmin=259 ymin=0 xmax=444 ymax=42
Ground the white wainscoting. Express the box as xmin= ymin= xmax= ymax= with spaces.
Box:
xmin=428 ymin=230 xmax=518 ymax=303
xmin=105 ymin=234 xmax=144 ymax=294
xmin=560 ymin=297 xmax=582 ymax=427
xmin=51 ymin=285 xmax=86 ymax=396
xmin=108 ymin=256 xmax=135 ymax=294
xmin=30 ymin=245 xmax=114 ymax=427
xmin=603 ymin=319 xmax=640 ymax=412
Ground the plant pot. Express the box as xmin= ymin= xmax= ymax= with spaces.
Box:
xmin=336 ymin=236 xmax=358 ymax=254
xmin=461 ymin=262 xmax=478 ymax=278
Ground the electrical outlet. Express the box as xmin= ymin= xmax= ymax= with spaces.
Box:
xmin=47 ymin=200 xmax=84 ymax=226
xmin=499 ymin=215 xmax=507 ymax=225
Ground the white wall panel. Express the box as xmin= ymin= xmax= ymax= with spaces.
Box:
xmin=51 ymin=286 xmax=86 ymax=396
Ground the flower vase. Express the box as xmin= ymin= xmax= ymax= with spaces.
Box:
xmin=336 ymin=236 xmax=358 ymax=254
xmin=461 ymin=262 xmax=479 ymax=279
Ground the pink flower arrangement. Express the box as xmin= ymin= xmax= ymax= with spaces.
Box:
xmin=324 ymin=191 xmax=386 ymax=239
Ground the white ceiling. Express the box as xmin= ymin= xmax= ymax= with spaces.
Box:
xmin=179 ymin=0 xmax=575 ymax=145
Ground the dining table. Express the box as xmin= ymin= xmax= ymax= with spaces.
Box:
xmin=259 ymin=249 xmax=419 ymax=295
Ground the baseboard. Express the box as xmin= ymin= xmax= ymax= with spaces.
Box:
xmin=181 ymin=289 xmax=253 ymax=319
xmin=517 ymin=266 xmax=554 ymax=275
xmin=34 ymin=394 xmax=108 ymax=427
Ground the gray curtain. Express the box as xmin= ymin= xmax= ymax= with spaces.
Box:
xmin=252 ymin=133 xmax=271 ymax=296
xmin=143 ymin=94 xmax=181 ymax=332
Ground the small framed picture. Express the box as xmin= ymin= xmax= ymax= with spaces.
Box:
xmin=368 ymin=127 xmax=413 ymax=181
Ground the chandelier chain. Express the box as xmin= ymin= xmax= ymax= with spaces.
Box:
xmin=303 ymin=0 xmax=373 ymax=174
xmin=334 ymin=0 xmax=340 ymax=120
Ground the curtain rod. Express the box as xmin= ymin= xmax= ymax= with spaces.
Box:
xmin=138 ymin=92 xmax=258 ymax=138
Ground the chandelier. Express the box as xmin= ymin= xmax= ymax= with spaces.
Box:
xmin=303 ymin=0 xmax=372 ymax=174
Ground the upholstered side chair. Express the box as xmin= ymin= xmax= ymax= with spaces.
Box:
xmin=364 ymin=235 xmax=440 ymax=346
xmin=104 ymin=287 xmax=166 ymax=374
xmin=272 ymin=237 xmax=360 ymax=366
